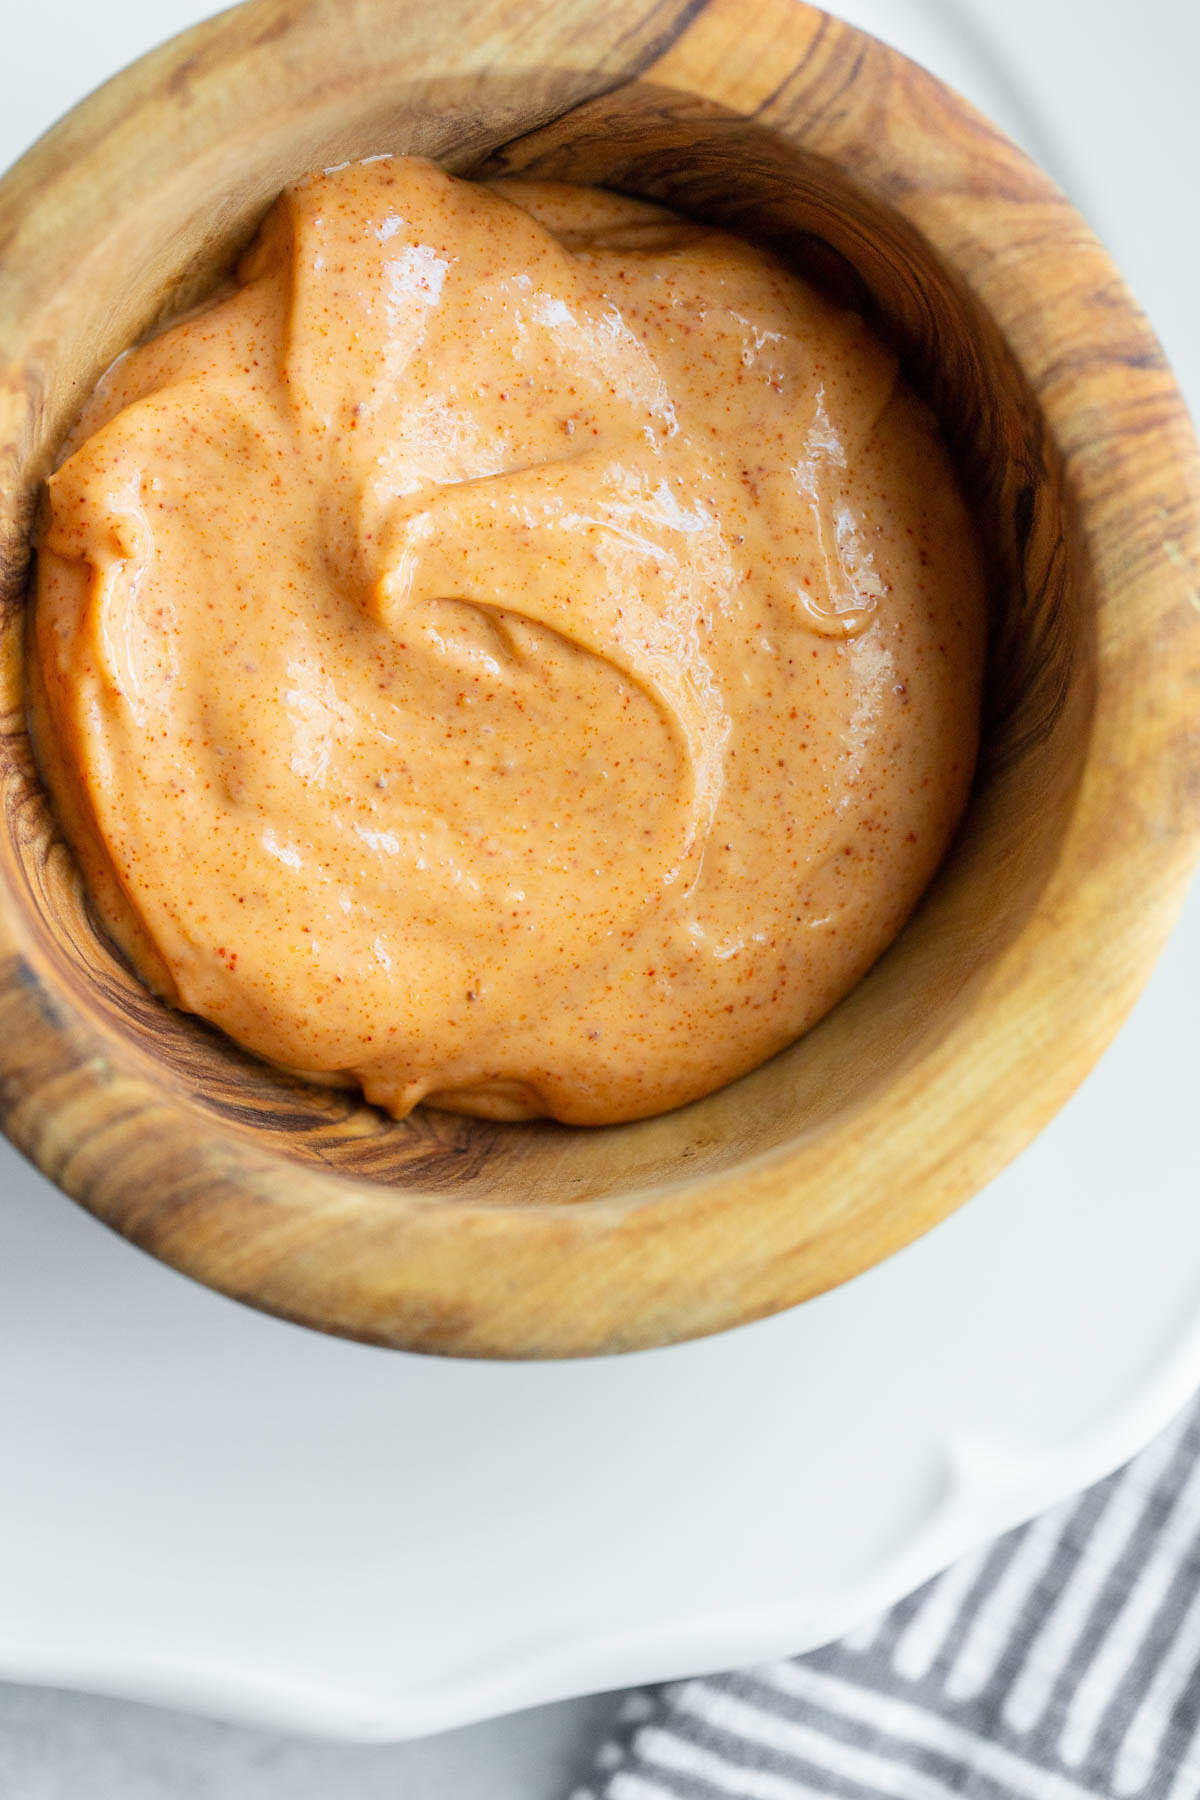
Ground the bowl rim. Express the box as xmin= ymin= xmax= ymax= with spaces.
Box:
xmin=1 ymin=0 xmax=1198 ymax=1358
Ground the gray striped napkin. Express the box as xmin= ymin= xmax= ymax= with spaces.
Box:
xmin=574 ymin=1395 xmax=1200 ymax=1799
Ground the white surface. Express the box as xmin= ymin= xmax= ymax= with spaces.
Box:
xmin=0 ymin=1685 xmax=620 ymax=1799
xmin=0 ymin=2 xmax=1198 ymax=1791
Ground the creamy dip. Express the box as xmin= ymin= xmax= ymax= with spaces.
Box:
xmin=32 ymin=156 xmax=985 ymax=1124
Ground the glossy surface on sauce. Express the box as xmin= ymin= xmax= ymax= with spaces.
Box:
xmin=33 ymin=157 xmax=985 ymax=1124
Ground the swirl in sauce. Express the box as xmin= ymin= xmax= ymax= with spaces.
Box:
xmin=32 ymin=157 xmax=985 ymax=1124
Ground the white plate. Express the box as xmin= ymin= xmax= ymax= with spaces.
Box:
xmin=1 ymin=0 xmax=1197 ymax=1741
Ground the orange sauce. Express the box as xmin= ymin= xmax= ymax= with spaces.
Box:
xmin=32 ymin=157 xmax=985 ymax=1124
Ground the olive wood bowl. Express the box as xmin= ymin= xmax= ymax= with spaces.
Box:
xmin=1 ymin=0 xmax=1198 ymax=1357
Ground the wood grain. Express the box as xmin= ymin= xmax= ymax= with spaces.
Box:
xmin=0 ymin=0 xmax=1197 ymax=1355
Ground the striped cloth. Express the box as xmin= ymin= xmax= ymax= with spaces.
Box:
xmin=574 ymin=1395 xmax=1200 ymax=1800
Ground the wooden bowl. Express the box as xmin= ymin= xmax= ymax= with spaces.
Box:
xmin=1 ymin=0 xmax=1198 ymax=1358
